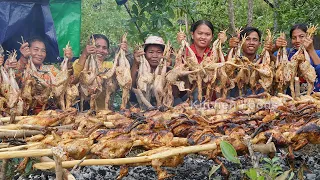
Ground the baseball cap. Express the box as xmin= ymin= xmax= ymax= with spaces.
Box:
xmin=144 ymin=36 xmax=165 ymax=46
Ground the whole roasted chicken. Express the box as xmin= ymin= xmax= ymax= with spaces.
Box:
xmin=79 ymin=37 xmax=103 ymax=111
xmin=51 ymin=42 xmax=73 ymax=110
xmin=115 ymin=33 xmax=132 ymax=110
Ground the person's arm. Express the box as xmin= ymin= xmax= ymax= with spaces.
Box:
xmin=17 ymin=42 xmax=30 ymax=71
xmin=304 ymin=37 xmax=320 ymax=65
xmin=272 ymin=36 xmax=287 ymax=54
xmin=77 ymin=44 xmax=96 ymax=67
xmin=72 ymin=59 xmax=83 ymax=78
xmin=72 ymin=44 xmax=96 ymax=78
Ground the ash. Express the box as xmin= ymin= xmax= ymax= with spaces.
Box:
xmin=15 ymin=145 xmax=320 ymax=180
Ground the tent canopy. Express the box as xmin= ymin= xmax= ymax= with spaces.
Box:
xmin=0 ymin=0 xmax=81 ymax=62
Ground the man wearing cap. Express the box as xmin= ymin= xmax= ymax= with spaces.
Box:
xmin=130 ymin=36 xmax=166 ymax=107
xmin=131 ymin=36 xmax=165 ymax=88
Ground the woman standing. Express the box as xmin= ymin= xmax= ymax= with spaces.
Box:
xmin=73 ymin=34 xmax=128 ymax=110
xmin=176 ymin=20 xmax=215 ymax=103
xmin=16 ymin=36 xmax=73 ymax=114
xmin=274 ymin=24 xmax=320 ymax=92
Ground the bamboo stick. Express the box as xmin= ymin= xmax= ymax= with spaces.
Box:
xmin=0 ymin=130 xmax=42 ymax=138
xmin=34 ymin=156 xmax=151 ymax=170
xmin=33 ymin=143 xmax=217 ymax=170
xmin=52 ymin=147 xmax=64 ymax=180
xmin=0 ymin=124 xmax=75 ymax=131
xmin=0 ymin=142 xmax=41 ymax=152
xmin=0 ymin=149 xmax=52 ymax=159
xmin=0 ymin=143 xmax=9 ymax=149
xmin=0 ymin=116 xmax=28 ymax=123
xmin=148 ymin=143 xmax=217 ymax=159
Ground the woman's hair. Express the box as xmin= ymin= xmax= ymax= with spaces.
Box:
xmin=190 ymin=20 xmax=214 ymax=34
xmin=240 ymin=27 xmax=262 ymax=41
xmin=290 ymin=24 xmax=308 ymax=38
xmin=90 ymin=34 xmax=110 ymax=49
xmin=26 ymin=36 xmax=46 ymax=47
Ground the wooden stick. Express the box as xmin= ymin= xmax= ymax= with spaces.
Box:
xmin=52 ymin=147 xmax=64 ymax=180
xmin=148 ymin=143 xmax=217 ymax=159
xmin=0 ymin=142 xmax=41 ymax=152
xmin=0 ymin=149 xmax=52 ymax=159
xmin=0 ymin=124 xmax=44 ymax=131
xmin=0 ymin=124 xmax=75 ymax=131
xmin=0 ymin=116 xmax=28 ymax=123
xmin=0 ymin=130 xmax=42 ymax=138
xmin=252 ymin=142 xmax=276 ymax=154
xmin=34 ymin=156 xmax=150 ymax=170
xmin=0 ymin=143 xmax=9 ymax=149
xmin=33 ymin=143 xmax=217 ymax=170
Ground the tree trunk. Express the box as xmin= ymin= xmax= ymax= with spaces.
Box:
xmin=227 ymin=0 xmax=236 ymax=35
xmin=273 ymin=0 xmax=279 ymax=32
xmin=247 ymin=0 xmax=253 ymax=26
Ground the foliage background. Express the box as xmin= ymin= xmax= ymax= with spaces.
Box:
xmin=81 ymin=0 xmax=320 ymax=51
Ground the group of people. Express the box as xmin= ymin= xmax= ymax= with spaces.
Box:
xmin=1 ymin=20 xmax=319 ymax=114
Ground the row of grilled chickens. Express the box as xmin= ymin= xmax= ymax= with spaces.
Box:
xmin=6 ymin=91 xmax=320 ymax=179
xmin=0 ymin=25 xmax=318 ymax=117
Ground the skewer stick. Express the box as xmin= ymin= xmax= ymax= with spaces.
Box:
xmin=52 ymin=147 xmax=64 ymax=180
xmin=33 ymin=143 xmax=217 ymax=170
xmin=0 ymin=130 xmax=42 ymax=138
xmin=0 ymin=116 xmax=28 ymax=123
xmin=0 ymin=143 xmax=10 ymax=149
xmin=0 ymin=142 xmax=41 ymax=152
xmin=0 ymin=149 xmax=52 ymax=159
xmin=0 ymin=124 xmax=75 ymax=131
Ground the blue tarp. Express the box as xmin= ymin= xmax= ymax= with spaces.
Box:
xmin=0 ymin=0 xmax=60 ymax=62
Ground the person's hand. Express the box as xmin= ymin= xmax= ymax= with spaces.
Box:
xmin=0 ymin=56 xmax=4 ymax=66
xmin=81 ymin=44 xmax=96 ymax=58
xmin=20 ymin=42 xmax=30 ymax=60
xmin=264 ymin=40 xmax=274 ymax=53
xmin=133 ymin=49 xmax=145 ymax=65
xmin=119 ymin=42 xmax=128 ymax=52
xmin=303 ymin=37 xmax=315 ymax=52
xmin=4 ymin=58 xmax=18 ymax=70
xmin=177 ymin=32 xmax=186 ymax=44
xmin=229 ymin=37 xmax=240 ymax=48
xmin=64 ymin=47 xmax=73 ymax=60
xmin=275 ymin=36 xmax=287 ymax=49
xmin=218 ymin=31 xmax=227 ymax=43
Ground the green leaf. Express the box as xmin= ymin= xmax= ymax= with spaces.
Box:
xmin=208 ymin=163 xmax=221 ymax=180
xmin=257 ymin=176 xmax=265 ymax=180
xmin=132 ymin=4 xmax=139 ymax=16
xmin=220 ymin=141 xmax=240 ymax=164
xmin=288 ymin=172 xmax=295 ymax=180
xmin=168 ymin=6 xmax=175 ymax=17
xmin=163 ymin=18 xmax=173 ymax=27
xmin=262 ymin=158 xmax=272 ymax=164
xmin=245 ymin=168 xmax=258 ymax=180
xmin=25 ymin=160 xmax=33 ymax=174
xmin=272 ymin=157 xmax=280 ymax=164
xmin=275 ymin=170 xmax=291 ymax=180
